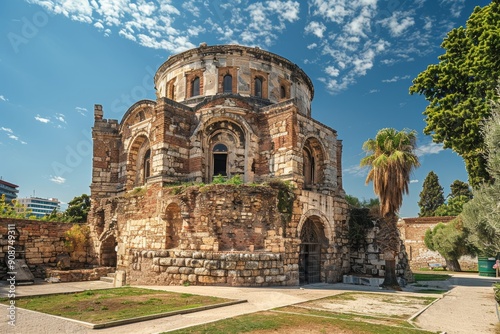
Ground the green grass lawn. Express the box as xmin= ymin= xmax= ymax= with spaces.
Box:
xmin=413 ymin=273 xmax=451 ymax=281
xmin=167 ymin=310 xmax=436 ymax=334
xmin=0 ymin=287 xmax=231 ymax=324
xmin=168 ymin=292 xmax=437 ymax=334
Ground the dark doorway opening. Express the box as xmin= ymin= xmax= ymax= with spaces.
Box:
xmin=299 ymin=219 xmax=322 ymax=284
xmin=213 ymin=143 xmax=228 ymax=177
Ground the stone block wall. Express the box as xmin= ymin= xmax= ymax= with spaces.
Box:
xmin=349 ymin=224 xmax=412 ymax=282
xmin=0 ymin=218 xmax=93 ymax=278
xmin=128 ymin=250 xmax=295 ymax=286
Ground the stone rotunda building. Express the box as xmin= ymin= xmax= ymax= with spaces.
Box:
xmin=89 ymin=44 xmax=349 ymax=286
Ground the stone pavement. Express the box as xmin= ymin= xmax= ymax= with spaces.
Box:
xmin=0 ymin=273 xmax=499 ymax=334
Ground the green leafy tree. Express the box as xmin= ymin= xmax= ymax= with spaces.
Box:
xmin=0 ymin=195 xmax=35 ymax=219
xmin=64 ymin=194 xmax=91 ymax=223
xmin=409 ymin=1 xmax=500 ymax=186
xmin=449 ymin=180 xmax=473 ymax=200
xmin=345 ymin=195 xmax=380 ymax=210
xmin=434 ymin=195 xmax=469 ymax=216
xmin=418 ymin=171 xmax=445 ymax=217
xmin=424 ymin=218 xmax=474 ymax=272
xmin=360 ymin=128 xmax=420 ymax=289
xmin=462 ymin=96 xmax=500 ymax=255
xmin=40 ymin=208 xmax=65 ymax=222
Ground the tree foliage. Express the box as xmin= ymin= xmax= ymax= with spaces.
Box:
xmin=418 ymin=171 xmax=445 ymax=217
xmin=64 ymin=194 xmax=91 ymax=223
xmin=462 ymin=97 xmax=500 ymax=255
xmin=345 ymin=195 xmax=380 ymax=210
xmin=434 ymin=195 xmax=469 ymax=217
xmin=0 ymin=193 xmax=90 ymax=223
xmin=424 ymin=218 xmax=474 ymax=271
xmin=449 ymin=180 xmax=473 ymax=199
xmin=361 ymin=128 xmax=420 ymax=217
xmin=409 ymin=1 xmax=500 ymax=186
xmin=360 ymin=128 xmax=420 ymax=289
xmin=0 ymin=195 xmax=36 ymax=219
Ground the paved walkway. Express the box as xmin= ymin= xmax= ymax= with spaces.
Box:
xmin=0 ymin=273 xmax=499 ymax=334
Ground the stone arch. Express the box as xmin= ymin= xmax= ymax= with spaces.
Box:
xmin=99 ymin=232 xmax=117 ymax=267
xmin=126 ymin=133 xmax=151 ymax=190
xmin=301 ymin=137 xmax=327 ymax=189
xmin=199 ymin=117 xmax=247 ymax=182
xmin=297 ymin=210 xmax=332 ymax=285
xmin=165 ymin=202 xmax=183 ymax=249
xmin=297 ymin=209 xmax=333 ymax=240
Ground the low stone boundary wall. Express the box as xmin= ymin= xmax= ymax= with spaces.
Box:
xmin=45 ymin=267 xmax=115 ymax=283
xmin=128 ymin=249 xmax=298 ymax=286
xmin=0 ymin=218 xmax=93 ymax=279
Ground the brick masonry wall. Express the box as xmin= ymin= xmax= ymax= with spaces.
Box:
xmin=0 ymin=218 xmax=93 ymax=278
xmin=96 ymin=183 xmax=350 ymax=286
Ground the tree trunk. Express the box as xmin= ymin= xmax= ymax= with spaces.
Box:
xmin=445 ymin=258 xmax=462 ymax=272
xmin=381 ymin=252 xmax=401 ymax=290
xmin=377 ymin=214 xmax=402 ymax=290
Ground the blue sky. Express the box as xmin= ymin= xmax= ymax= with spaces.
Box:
xmin=0 ymin=0 xmax=490 ymax=217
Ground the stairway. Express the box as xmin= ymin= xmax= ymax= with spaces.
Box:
xmin=100 ymin=272 xmax=115 ymax=284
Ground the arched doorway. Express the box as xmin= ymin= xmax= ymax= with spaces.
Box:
xmin=100 ymin=234 xmax=117 ymax=267
xmin=299 ymin=218 xmax=324 ymax=284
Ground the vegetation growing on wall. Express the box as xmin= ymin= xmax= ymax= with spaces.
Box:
xmin=64 ymin=224 xmax=90 ymax=252
xmin=348 ymin=208 xmax=375 ymax=249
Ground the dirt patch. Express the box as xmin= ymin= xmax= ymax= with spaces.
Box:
xmin=298 ymin=292 xmax=436 ymax=319
xmin=250 ymin=323 xmax=356 ymax=334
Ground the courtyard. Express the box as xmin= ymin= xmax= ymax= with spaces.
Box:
xmin=1 ymin=271 xmax=498 ymax=334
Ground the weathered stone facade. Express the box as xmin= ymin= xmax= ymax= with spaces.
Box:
xmin=0 ymin=218 xmax=93 ymax=278
xmin=89 ymin=44 xmax=349 ymax=286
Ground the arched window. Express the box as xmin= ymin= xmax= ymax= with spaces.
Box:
xmin=192 ymin=76 xmax=200 ymax=97
xmin=303 ymin=147 xmax=314 ymax=188
xmin=254 ymin=77 xmax=262 ymax=98
xmin=280 ymin=85 xmax=286 ymax=99
xmin=143 ymin=149 xmax=151 ymax=180
xmin=223 ymin=75 xmax=232 ymax=93
xmin=213 ymin=143 xmax=228 ymax=177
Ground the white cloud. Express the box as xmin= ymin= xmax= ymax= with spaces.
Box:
xmin=368 ymin=89 xmax=379 ymax=94
xmin=343 ymin=164 xmax=370 ymax=177
xmin=307 ymin=43 xmax=317 ymax=49
xmin=440 ymin=0 xmax=465 ymax=18
xmin=0 ymin=95 xmax=8 ymax=102
xmin=55 ymin=113 xmax=66 ymax=123
xmin=28 ymin=0 xmax=196 ymax=53
xmin=382 ymin=75 xmax=410 ymax=83
xmin=325 ymin=66 xmax=339 ymax=77
xmin=415 ymin=142 xmax=445 ymax=157
xmin=410 ymin=179 xmax=419 ymax=184
xmin=305 ymin=21 xmax=326 ymax=39
xmin=35 ymin=115 xmax=51 ymax=123
xmin=1 ymin=127 xmax=27 ymax=144
xmin=378 ymin=11 xmax=415 ymax=37
xmin=306 ymin=1 xmax=462 ymax=94
xmin=50 ymin=176 xmax=66 ymax=184
xmin=75 ymin=107 xmax=88 ymax=116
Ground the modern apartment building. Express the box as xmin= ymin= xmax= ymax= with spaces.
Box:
xmin=0 ymin=179 xmax=19 ymax=203
xmin=18 ymin=197 xmax=61 ymax=218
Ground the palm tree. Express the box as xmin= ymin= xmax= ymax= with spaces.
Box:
xmin=360 ymin=128 xmax=420 ymax=289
